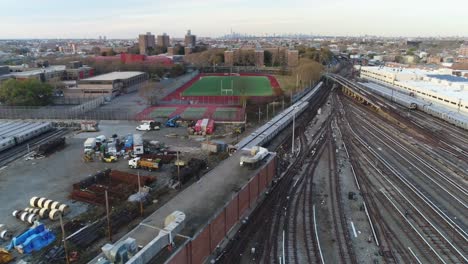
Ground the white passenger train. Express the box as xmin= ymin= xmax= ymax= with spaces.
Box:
xmin=358 ymin=82 xmax=468 ymax=130
xmin=0 ymin=122 xmax=54 ymax=152
xmin=234 ymin=81 xmax=324 ymax=152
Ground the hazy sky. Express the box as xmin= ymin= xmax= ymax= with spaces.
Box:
xmin=1 ymin=0 xmax=467 ymax=38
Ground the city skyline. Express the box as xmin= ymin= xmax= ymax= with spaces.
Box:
xmin=1 ymin=0 xmax=468 ymax=39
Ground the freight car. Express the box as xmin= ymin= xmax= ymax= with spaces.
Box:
xmin=0 ymin=122 xmax=54 ymax=152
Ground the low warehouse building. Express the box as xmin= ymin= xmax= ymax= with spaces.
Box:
xmin=64 ymin=71 xmax=148 ymax=99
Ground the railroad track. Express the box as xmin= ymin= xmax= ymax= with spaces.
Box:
xmin=340 ymin=97 xmax=468 ymax=263
xmin=0 ymin=128 xmax=69 ymax=168
xmin=345 ymin=105 xmax=468 ymax=238
xmin=279 ymin=131 xmax=327 ymax=264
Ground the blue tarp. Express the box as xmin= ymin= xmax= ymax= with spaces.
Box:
xmin=124 ymin=134 xmax=133 ymax=148
xmin=6 ymin=223 xmax=56 ymax=254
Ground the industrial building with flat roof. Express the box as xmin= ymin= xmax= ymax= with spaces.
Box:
xmin=64 ymin=71 xmax=148 ymax=99
xmin=359 ymin=66 xmax=468 ymax=113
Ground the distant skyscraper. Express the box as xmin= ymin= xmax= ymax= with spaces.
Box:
xmin=139 ymin=32 xmax=156 ymax=55
xmin=157 ymin=33 xmax=170 ymax=49
xmin=184 ymin=30 xmax=196 ymax=48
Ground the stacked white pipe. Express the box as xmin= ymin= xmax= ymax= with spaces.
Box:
xmin=0 ymin=224 xmax=12 ymax=241
xmin=30 ymin=196 xmax=70 ymax=221
xmin=23 ymin=207 xmax=50 ymax=219
xmin=12 ymin=210 xmax=38 ymax=225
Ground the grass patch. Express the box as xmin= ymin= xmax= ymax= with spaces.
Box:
xmin=182 ymin=76 xmax=273 ymax=96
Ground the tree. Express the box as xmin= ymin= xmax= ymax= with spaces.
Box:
xmin=0 ymin=79 xmax=53 ymax=106
xmin=139 ymin=81 xmax=162 ymax=105
xmin=264 ymin=50 xmax=273 ymax=66
xmin=170 ymin=64 xmax=185 ymax=77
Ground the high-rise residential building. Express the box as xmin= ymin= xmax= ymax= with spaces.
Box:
xmin=184 ymin=30 xmax=196 ymax=48
xmin=139 ymin=32 xmax=156 ymax=55
xmin=157 ymin=33 xmax=170 ymax=48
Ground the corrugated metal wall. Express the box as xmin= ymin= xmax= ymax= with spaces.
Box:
xmin=167 ymin=156 xmax=276 ymax=264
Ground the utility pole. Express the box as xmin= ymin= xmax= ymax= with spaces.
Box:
xmin=177 ymin=151 xmax=180 ymax=188
xmin=137 ymin=171 xmax=143 ymax=216
xmin=59 ymin=214 xmax=70 ymax=264
xmin=258 ymin=106 xmax=261 ymax=123
xmin=105 ymin=190 xmax=112 ymax=242
xmin=266 ymin=104 xmax=269 ymax=120
xmin=292 ymin=108 xmax=296 ymax=154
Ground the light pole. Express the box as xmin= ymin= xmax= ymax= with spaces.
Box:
xmin=292 ymin=107 xmax=297 ymax=155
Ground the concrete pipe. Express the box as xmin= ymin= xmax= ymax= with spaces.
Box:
xmin=24 ymin=208 xmax=40 ymax=215
xmin=50 ymin=201 xmax=60 ymax=210
xmin=30 ymin=196 xmax=40 ymax=207
xmin=0 ymin=224 xmax=12 ymax=241
xmin=12 ymin=210 xmax=37 ymax=225
xmin=48 ymin=209 xmax=61 ymax=221
xmin=0 ymin=229 xmax=12 ymax=241
xmin=44 ymin=199 xmax=54 ymax=209
xmin=37 ymin=197 xmax=47 ymax=208
xmin=58 ymin=204 xmax=70 ymax=215
xmin=24 ymin=207 xmax=48 ymax=219
xmin=39 ymin=208 xmax=50 ymax=218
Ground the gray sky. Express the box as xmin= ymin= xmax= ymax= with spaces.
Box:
xmin=0 ymin=0 xmax=467 ymax=38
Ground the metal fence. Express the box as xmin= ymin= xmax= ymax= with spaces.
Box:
xmin=0 ymin=96 xmax=106 ymax=120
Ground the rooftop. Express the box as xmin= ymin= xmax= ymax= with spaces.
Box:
xmin=426 ymin=74 xmax=468 ymax=83
xmin=81 ymin=71 xmax=145 ymax=81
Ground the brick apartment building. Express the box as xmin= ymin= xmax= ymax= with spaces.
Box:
xmin=157 ymin=33 xmax=170 ymax=48
xmin=184 ymin=30 xmax=196 ymax=48
xmin=139 ymin=32 xmax=156 ymax=55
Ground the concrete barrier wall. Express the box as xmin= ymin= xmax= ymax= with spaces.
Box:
xmin=166 ymin=156 xmax=276 ymax=264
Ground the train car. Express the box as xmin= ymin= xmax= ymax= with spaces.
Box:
xmin=0 ymin=137 xmax=16 ymax=152
xmin=234 ymin=81 xmax=323 ymax=151
xmin=0 ymin=122 xmax=54 ymax=153
xmin=15 ymin=123 xmax=53 ymax=145
xmin=423 ymin=104 xmax=468 ymax=130
xmin=359 ymin=82 xmax=418 ymax=110
xmin=0 ymin=122 xmax=34 ymax=137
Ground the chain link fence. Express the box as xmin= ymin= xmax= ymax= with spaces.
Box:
xmin=0 ymin=96 xmax=108 ymax=120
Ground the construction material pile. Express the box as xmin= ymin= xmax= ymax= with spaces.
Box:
xmin=36 ymin=137 xmax=66 ymax=156
xmin=171 ymin=158 xmax=206 ymax=185
xmin=70 ymin=169 xmax=156 ymax=205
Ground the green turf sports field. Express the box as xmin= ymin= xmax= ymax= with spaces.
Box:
xmin=182 ymin=76 xmax=274 ymax=96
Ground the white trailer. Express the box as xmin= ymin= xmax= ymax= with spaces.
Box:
xmin=133 ymin=134 xmax=144 ymax=155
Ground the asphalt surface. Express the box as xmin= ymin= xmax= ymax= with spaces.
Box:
xmin=89 ymin=152 xmax=276 ymax=263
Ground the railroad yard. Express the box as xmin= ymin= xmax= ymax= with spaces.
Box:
xmin=221 ymin=76 xmax=467 ymax=264
xmin=0 ymin=68 xmax=467 ymax=264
